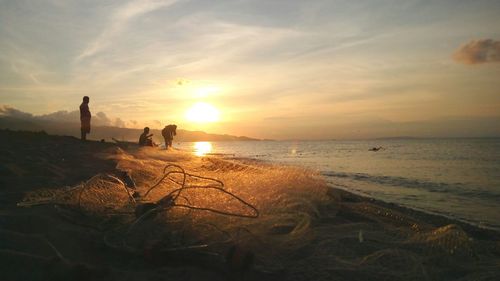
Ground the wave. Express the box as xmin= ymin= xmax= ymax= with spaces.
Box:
xmin=321 ymin=171 xmax=500 ymax=202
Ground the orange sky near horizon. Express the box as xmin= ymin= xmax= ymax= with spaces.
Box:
xmin=1 ymin=0 xmax=500 ymax=139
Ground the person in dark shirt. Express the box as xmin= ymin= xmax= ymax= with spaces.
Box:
xmin=139 ymin=127 xmax=154 ymax=146
xmin=79 ymin=96 xmax=91 ymax=140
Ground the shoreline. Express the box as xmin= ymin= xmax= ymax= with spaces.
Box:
xmin=328 ymin=187 xmax=500 ymax=240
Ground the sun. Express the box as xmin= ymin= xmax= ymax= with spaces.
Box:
xmin=185 ymin=102 xmax=220 ymax=123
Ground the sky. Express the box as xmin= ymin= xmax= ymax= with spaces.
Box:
xmin=1 ymin=0 xmax=499 ymax=140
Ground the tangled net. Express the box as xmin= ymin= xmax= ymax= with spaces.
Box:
xmin=18 ymin=163 xmax=260 ymax=261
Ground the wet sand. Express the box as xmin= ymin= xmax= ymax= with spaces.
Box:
xmin=1 ymin=129 xmax=499 ymax=281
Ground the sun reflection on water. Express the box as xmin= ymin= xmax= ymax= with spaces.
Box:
xmin=193 ymin=142 xmax=212 ymax=156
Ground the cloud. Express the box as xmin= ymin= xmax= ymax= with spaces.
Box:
xmin=76 ymin=0 xmax=179 ymax=61
xmin=453 ymin=39 xmax=500 ymax=65
xmin=0 ymin=104 xmax=131 ymax=127
xmin=39 ymin=109 xmax=115 ymax=126
xmin=39 ymin=110 xmax=79 ymax=122
xmin=115 ymin=118 xmax=126 ymax=128
xmin=95 ymin=112 xmax=111 ymax=125
xmin=0 ymin=105 xmax=34 ymax=119
xmin=174 ymin=78 xmax=191 ymax=86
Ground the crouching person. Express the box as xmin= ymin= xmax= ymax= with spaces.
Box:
xmin=139 ymin=127 xmax=155 ymax=146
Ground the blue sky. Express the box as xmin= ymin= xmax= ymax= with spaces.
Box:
xmin=1 ymin=0 xmax=499 ymax=139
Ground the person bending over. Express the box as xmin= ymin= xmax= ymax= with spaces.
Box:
xmin=161 ymin=124 xmax=177 ymax=149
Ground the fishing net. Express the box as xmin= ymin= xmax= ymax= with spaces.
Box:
xmin=15 ymin=147 xmax=500 ymax=280
xmin=17 ymin=148 xmax=330 ymax=273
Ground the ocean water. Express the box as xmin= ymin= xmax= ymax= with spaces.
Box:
xmin=175 ymin=139 xmax=500 ymax=230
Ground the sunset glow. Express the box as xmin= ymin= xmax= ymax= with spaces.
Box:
xmin=195 ymin=86 xmax=219 ymax=98
xmin=0 ymin=1 xmax=499 ymax=139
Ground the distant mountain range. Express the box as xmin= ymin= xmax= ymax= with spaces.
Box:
xmin=0 ymin=116 xmax=260 ymax=142
xmin=372 ymin=136 xmax=423 ymax=140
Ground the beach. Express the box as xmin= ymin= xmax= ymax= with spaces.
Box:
xmin=1 ymin=130 xmax=499 ymax=281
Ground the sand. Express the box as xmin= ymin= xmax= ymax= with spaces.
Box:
xmin=1 ymin=129 xmax=499 ymax=281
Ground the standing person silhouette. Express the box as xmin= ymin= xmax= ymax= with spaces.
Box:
xmin=79 ymin=96 xmax=91 ymax=141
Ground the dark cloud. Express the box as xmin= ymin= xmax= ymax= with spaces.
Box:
xmin=39 ymin=110 xmax=113 ymax=126
xmin=39 ymin=110 xmax=79 ymax=122
xmin=95 ymin=112 xmax=112 ymax=126
xmin=453 ymin=39 xmax=500 ymax=65
xmin=0 ymin=104 xmax=130 ymax=127
xmin=0 ymin=105 xmax=34 ymax=119
xmin=174 ymin=78 xmax=190 ymax=86
xmin=115 ymin=118 xmax=126 ymax=128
